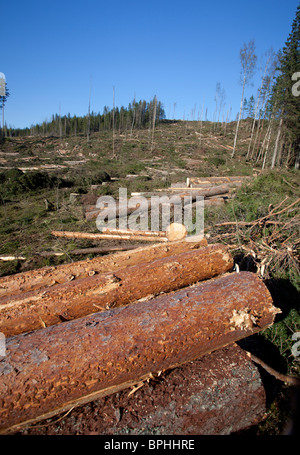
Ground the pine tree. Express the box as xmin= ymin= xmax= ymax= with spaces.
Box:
xmin=0 ymin=82 xmax=10 ymax=137
xmin=270 ymin=4 xmax=300 ymax=168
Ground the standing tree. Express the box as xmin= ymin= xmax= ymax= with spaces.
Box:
xmin=269 ymin=4 xmax=300 ymax=168
xmin=232 ymin=40 xmax=257 ymax=158
xmin=0 ymin=78 xmax=10 ymax=138
xmin=246 ymin=48 xmax=278 ymax=160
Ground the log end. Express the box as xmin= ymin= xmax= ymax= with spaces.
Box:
xmin=166 ymin=223 xmax=187 ymax=241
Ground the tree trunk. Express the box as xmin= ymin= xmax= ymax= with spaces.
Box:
xmin=0 ymin=244 xmax=233 ymax=337
xmin=21 ymin=344 xmax=267 ymax=436
xmin=232 ymin=75 xmax=246 ymax=158
xmin=271 ymin=116 xmax=284 ymax=169
xmin=0 ymin=272 xmax=278 ymax=434
xmin=0 ymin=237 xmax=207 ymax=299
xmin=51 ymin=230 xmax=169 ymax=242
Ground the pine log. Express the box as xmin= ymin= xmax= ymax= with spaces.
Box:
xmin=38 ymin=245 xmax=141 ymax=257
xmin=166 ymin=222 xmax=187 ymax=241
xmin=51 ymin=230 xmax=169 ymax=242
xmin=0 ymin=237 xmax=207 ymax=299
xmin=188 ymin=176 xmax=251 ymax=185
xmin=85 ymin=202 xmax=141 ymax=221
xmin=0 ymin=244 xmax=233 ymax=337
xmin=22 ymin=344 xmax=267 ymax=435
xmin=101 ymin=227 xmax=167 ymax=237
xmin=84 ymin=186 xmax=230 ymax=221
xmin=129 ymin=185 xmax=229 ymax=199
xmin=0 ymin=256 xmax=26 ymax=261
xmin=0 ymin=272 xmax=279 ymax=434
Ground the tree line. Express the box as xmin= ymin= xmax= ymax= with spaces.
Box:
xmin=3 ymin=97 xmax=166 ymax=138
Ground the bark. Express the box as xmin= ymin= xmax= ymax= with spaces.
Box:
xmin=0 ymin=244 xmax=233 ymax=337
xmin=21 ymin=344 xmax=267 ymax=435
xmin=0 ymin=237 xmax=207 ymax=299
xmin=0 ymin=272 xmax=279 ymax=434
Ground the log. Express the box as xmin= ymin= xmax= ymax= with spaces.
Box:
xmin=166 ymin=222 xmax=187 ymax=241
xmin=0 ymin=272 xmax=279 ymax=434
xmin=84 ymin=186 xmax=230 ymax=221
xmin=0 ymin=237 xmax=207 ymax=299
xmin=38 ymin=245 xmax=141 ymax=257
xmin=101 ymin=227 xmax=167 ymax=237
xmin=188 ymin=176 xmax=251 ymax=185
xmin=21 ymin=344 xmax=267 ymax=435
xmin=0 ymin=244 xmax=234 ymax=337
xmin=51 ymin=230 xmax=169 ymax=242
xmin=0 ymin=256 xmax=26 ymax=261
xmin=129 ymin=185 xmax=229 ymax=199
xmin=85 ymin=202 xmax=141 ymax=221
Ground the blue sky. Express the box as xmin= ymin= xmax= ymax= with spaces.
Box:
xmin=2 ymin=0 xmax=299 ymax=129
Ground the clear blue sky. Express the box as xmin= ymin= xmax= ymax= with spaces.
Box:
xmin=2 ymin=0 xmax=299 ymax=129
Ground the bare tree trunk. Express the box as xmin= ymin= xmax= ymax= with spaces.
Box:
xmin=112 ymin=86 xmax=116 ymax=158
xmin=232 ymin=74 xmax=246 ymax=158
xmin=151 ymin=95 xmax=157 ymax=152
xmin=130 ymin=95 xmax=136 ymax=137
xmin=246 ymin=53 xmax=272 ymax=159
xmin=59 ymin=104 xmax=62 ymax=140
xmin=87 ymin=79 xmax=91 ymax=143
xmin=285 ymin=142 xmax=292 ymax=167
xmin=271 ymin=116 xmax=284 ymax=169
xmin=262 ymin=121 xmax=273 ymax=169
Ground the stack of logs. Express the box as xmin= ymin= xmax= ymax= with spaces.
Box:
xmin=0 ymin=235 xmax=280 ymax=435
xmin=83 ymin=175 xmax=252 ymax=221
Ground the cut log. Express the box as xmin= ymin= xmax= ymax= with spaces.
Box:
xmin=0 ymin=272 xmax=279 ymax=434
xmin=51 ymin=230 xmax=169 ymax=242
xmin=85 ymin=202 xmax=141 ymax=221
xmin=166 ymin=222 xmax=187 ymax=241
xmin=101 ymin=227 xmax=167 ymax=237
xmin=0 ymin=237 xmax=207 ymax=299
xmin=0 ymin=256 xmax=26 ymax=261
xmin=22 ymin=344 xmax=267 ymax=435
xmin=129 ymin=185 xmax=229 ymax=199
xmin=0 ymin=244 xmax=233 ymax=337
xmin=188 ymin=176 xmax=251 ymax=186
xmin=84 ymin=186 xmax=230 ymax=221
xmin=38 ymin=245 xmax=141 ymax=257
